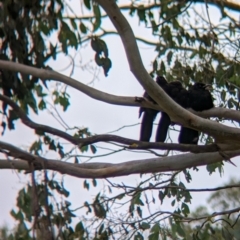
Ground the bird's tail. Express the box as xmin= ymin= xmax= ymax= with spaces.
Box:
xmin=155 ymin=112 xmax=171 ymax=142
xmin=139 ymin=110 xmax=158 ymax=142
xmin=178 ymin=127 xmax=199 ymax=144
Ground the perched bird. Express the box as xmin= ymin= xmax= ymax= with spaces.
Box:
xmin=139 ymin=76 xmax=168 ymax=142
xmin=156 ymin=81 xmax=190 ymax=142
xmin=178 ymin=82 xmax=214 ymax=144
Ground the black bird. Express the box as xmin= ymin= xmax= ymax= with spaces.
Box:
xmin=139 ymin=76 xmax=168 ymax=141
xmin=178 ymin=82 xmax=214 ymax=144
xmin=156 ymin=81 xmax=190 ymax=142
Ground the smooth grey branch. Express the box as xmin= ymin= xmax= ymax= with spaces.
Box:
xmin=0 ymin=140 xmax=240 ymax=179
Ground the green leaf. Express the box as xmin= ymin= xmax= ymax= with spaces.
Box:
xmin=206 ymin=161 xmax=224 ymax=175
xmin=134 ymin=232 xmax=144 ymax=240
xmin=98 ymin=223 xmax=104 ymax=234
xmin=140 ymin=222 xmax=150 ymax=230
xmin=57 ymin=143 xmax=65 ymax=158
xmin=172 ymin=18 xmax=180 ymax=29
xmin=150 ymin=222 xmax=160 ymax=233
xmin=93 ymin=198 xmax=106 ymax=218
xmin=137 ymin=8 xmax=147 ymax=22
xmin=148 ymin=232 xmax=159 ymax=240
xmin=80 ymin=145 xmax=89 ymax=153
xmin=54 ymin=92 xmax=70 ymax=111
xmin=149 ymin=223 xmax=160 ymax=239
xmin=80 ymin=22 xmax=87 ymax=34
xmin=183 ymin=169 xmax=192 ymax=183
xmin=29 ymin=140 xmax=42 ymax=155
xmin=48 ymin=139 xmax=56 ymax=151
xmin=59 ymin=95 xmax=70 ymax=111
xmin=84 ymin=180 xmax=90 ymax=190
xmin=158 ymin=191 xmax=164 ymax=204
xmin=137 ymin=206 xmax=142 ymax=217
xmin=181 ymin=202 xmax=190 ymax=216
xmin=153 ymin=59 xmax=158 ymax=71
xmin=50 ymin=43 xmax=57 ymax=60
xmin=221 ymin=90 xmax=226 ymax=102
xmin=84 ymin=0 xmax=91 ymax=10
xmin=132 ymin=192 xmax=144 ymax=206
xmin=117 ymin=193 xmax=125 ymax=200
xmin=39 ymin=21 xmax=50 ymax=36
xmin=75 ymin=221 xmax=85 ymax=234
xmin=160 ymin=61 xmax=166 ymax=73
xmin=93 ymin=4 xmax=101 ymax=31
xmin=92 ymin=178 xmax=97 ymax=187
xmin=151 ymin=20 xmax=158 ymax=33
xmin=95 ymin=54 xmax=104 ymax=66
xmin=167 ymin=51 xmax=173 ymax=65
xmin=38 ymin=99 xmax=46 ymax=110
xmin=102 ymin=57 xmax=112 ymax=76
xmin=1 ymin=121 xmax=6 ymax=135
xmin=35 ymin=85 xmax=47 ymax=97
xmin=9 ymin=109 xmax=19 ymax=121
xmin=91 ymin=37 xmax=108 ymax=57
xmin=59 ymin=21 xmax=78 ymax=51
xmin=70 ymin=19 xmax=77 ymax=30
xmin=176 ymin=223 xmax=185 ymax=237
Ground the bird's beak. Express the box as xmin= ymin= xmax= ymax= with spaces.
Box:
xmin=204 ymin=84 xmax=213 ymax=91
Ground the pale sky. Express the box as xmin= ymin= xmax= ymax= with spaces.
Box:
xmin=0 ymin=0 xmax=240 ymax=229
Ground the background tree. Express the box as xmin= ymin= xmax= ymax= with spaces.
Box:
xmin=178 ymin=178 xmax=240 ymax=239
xmin=1 ymin=0 xmax=240 ymax=239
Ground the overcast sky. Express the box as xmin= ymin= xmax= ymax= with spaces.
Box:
xmin=1 ymin=0 xmax=240 ymax=229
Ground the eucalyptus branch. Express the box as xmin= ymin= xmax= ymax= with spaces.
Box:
xmin=0 ymin=60 xmax=155 ymax=109
xmin=180 ymin=206 xmax=240 ymax=223
xmin=1 ymin=60 xmax=240 ymax=122
xmin=109 ymin=182 xmax=240 ymax=198
xmin=0 ymin=141 xmax=240 ymax=178
xmin=69 ymin=0 xmax=240 ymax=20
xmin=124 ymin=206 xmax=240 ymax=225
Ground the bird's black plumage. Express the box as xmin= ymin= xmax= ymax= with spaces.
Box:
xmin=188 ymin=82 xmax=214 ymax=111
xmin=166 ymin=81 xmax=190 ymax=108
xmin=178 ymin=82 xmax=214 ymax=144
xmin=178 ymin=127 xmax=199 ymax=144
xmin=139 ymin=106 xmax=158 ymax=141
xmin=156 ymin=80 xmax=190 ymax=142
xmin=139 ymin=76 xmax=168 ymax=142
xmin=155 ymin=112 xmax=171 ymax=142
xmin=154 ymin=76 xmax=171 ymax=142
